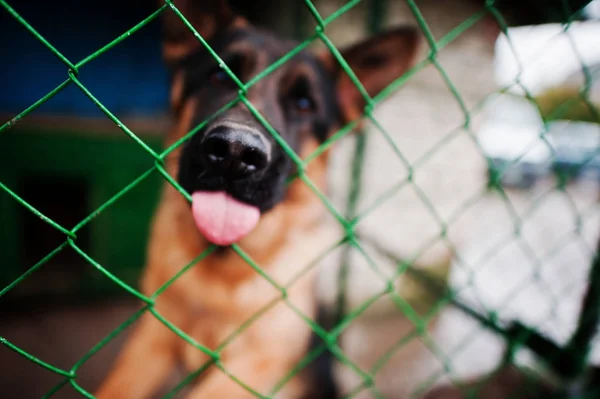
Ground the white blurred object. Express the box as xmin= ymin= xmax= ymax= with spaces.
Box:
xmin=476 ymin=93 xmax=552 ymax=188
xmin=584 ymin=0 xmax=600 ymax=19
xmin=495 ymin=21 xmax=600 ymax=96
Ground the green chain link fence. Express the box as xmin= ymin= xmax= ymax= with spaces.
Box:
xmin=1 ymin=0 xmax=600 ymax=398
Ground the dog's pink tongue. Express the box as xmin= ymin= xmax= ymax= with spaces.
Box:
xmin=191 ymin=191 xmax=260 ymax=246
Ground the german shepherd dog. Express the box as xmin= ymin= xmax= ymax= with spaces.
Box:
xmin=95 ymin=1 xmax=419 ymax=398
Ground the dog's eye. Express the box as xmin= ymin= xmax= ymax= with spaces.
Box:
xmin=208 ymin=53 xmax=246 ymax=89
xmin=294 ymin=96 xmax=315 ymax=113
xmin=288 ymin=76 xmax=316 ymax=114
xmin=209 ymin=68 xmax=233 ymax=88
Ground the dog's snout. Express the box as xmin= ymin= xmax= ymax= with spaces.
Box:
xmin=201 ymin=126 xmax=269 ymax=178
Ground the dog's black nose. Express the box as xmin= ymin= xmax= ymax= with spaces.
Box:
xmin=201 ymin=126 xmax=269 ymax=179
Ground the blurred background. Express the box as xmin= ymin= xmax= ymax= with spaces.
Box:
xmin=1 ymin=0 xmax=600 ymax=398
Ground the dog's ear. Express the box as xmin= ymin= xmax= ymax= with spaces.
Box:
xmin=319 ymin=26 xmax=421 ymax=121
xmin=160 ymin=0 xmax=245 ymax=68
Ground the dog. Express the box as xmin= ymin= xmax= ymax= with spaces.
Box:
xmin=95 ymin=0 xmax=420 ymax=397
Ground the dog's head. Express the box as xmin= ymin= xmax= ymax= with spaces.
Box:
xmin=162 ymin=0 xmax=420 ymax=246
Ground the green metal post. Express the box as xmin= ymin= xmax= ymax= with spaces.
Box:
xmin=334 ymin=0 xmax=389 ymax=325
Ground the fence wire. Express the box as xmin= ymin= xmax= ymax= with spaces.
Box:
xmin=1 ymin=0 xmax=600 ymax=398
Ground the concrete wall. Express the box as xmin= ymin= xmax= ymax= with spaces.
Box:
xmin=306 ymin=3 xmax=600 ymax=398
xmin=305 ymin=1 xmax=502 ymax=397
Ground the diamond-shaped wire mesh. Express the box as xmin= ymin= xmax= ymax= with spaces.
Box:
xmin=1 ymin=0 xmax=600 ymax=398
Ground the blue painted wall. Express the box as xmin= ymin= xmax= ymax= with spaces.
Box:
xmin=0 ymin=0 xmax=170 ymax=117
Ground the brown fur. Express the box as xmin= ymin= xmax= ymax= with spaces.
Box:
xmin=95 ymin=1 xmax=420 ymax=398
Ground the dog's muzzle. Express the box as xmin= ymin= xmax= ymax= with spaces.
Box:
xmin=189 ymin=124 xmax=272 ymax=246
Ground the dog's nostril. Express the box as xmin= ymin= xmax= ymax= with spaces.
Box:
xmin=241 ymin=147 xmax=268 ymax=172
xmin=204 ymin=137 xmax=229 ymax=163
